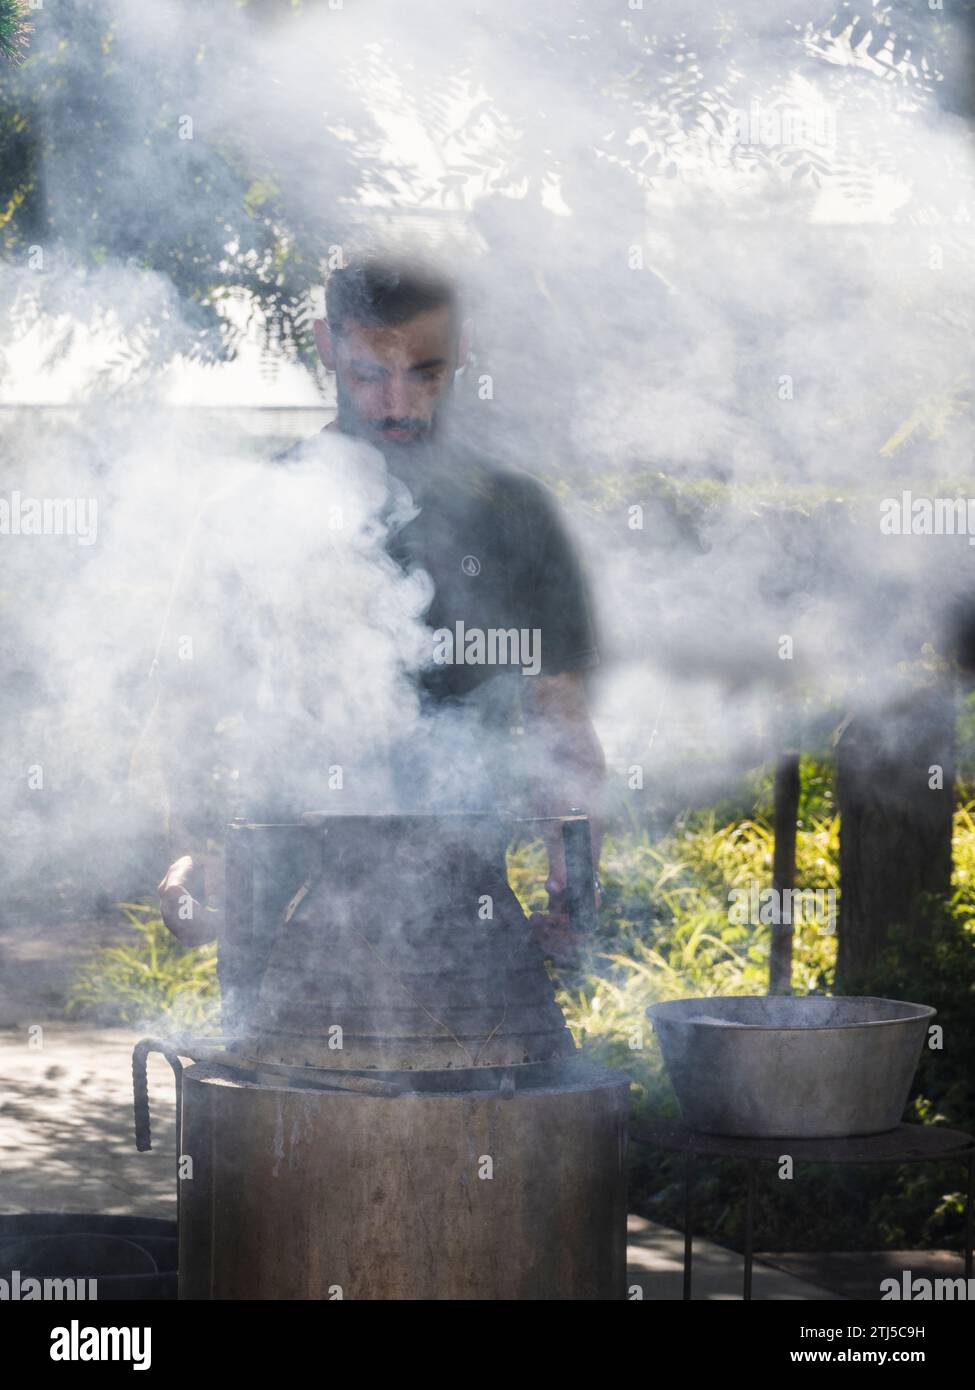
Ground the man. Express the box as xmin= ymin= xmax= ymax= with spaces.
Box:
xmin=157 ymin=254 xmax=605 ymax=960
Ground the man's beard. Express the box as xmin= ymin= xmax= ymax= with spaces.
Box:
xmin=335 ymin=380 xmax=449 ymax=488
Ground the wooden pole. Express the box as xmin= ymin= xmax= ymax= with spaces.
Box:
xmin=769 ymin=751 xmax=801 ymax=995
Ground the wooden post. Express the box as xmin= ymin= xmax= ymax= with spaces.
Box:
xmin=769 ymin=751 xmax=801 ymax=995
xmin=835 ymin=687 xmax=955 ymax=992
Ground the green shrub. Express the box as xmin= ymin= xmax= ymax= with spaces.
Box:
xmin=66 ymin=901 xmax=220 ymax=1029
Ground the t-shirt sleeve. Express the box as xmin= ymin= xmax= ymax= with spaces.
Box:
xmin=521 ymin=479 xmax=600 ymax=678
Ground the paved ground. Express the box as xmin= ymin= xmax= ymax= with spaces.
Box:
xmin=626 ymin=1215 xmax=839 ymax=1300
xmin=0 ymin=1024 xmax=177 ymax=1218
xmin=0 ymin=901 xmax=126 ymax=1028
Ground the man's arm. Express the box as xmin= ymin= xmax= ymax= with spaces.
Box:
xmin=158 ymin=853 xmax=224 ymax=947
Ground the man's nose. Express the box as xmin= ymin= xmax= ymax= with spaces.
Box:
xmin=382 ymin=372 xmax=412 ymax=419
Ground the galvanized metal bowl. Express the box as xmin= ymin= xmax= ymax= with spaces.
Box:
xmin=647 ymin=995 xmax=936 ymax=1138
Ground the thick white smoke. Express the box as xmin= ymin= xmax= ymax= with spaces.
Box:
xmin=1 ymin=0 xmax=973 ymax=889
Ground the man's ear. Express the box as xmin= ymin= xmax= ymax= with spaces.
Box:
xmin=456 ymin=316 xmax=473 ymax=371
xmin=313 ymin=318 xmax=336 ymax=370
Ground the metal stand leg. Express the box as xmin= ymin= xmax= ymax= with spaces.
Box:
xmin=683 ymin=1151 xmax=694 ymax=1301
xmin=743 ymin=1160 xmax=756 ymax=1301
xmin=966 ymin=1153 xmax=974 ymax=1283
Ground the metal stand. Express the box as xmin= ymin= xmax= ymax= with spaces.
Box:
xmin=632 ymin=1120 xmax=975 ymax=1301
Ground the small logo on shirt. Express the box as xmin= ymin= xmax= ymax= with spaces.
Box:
xmin=460 ymin=554 xmax=481 ymax=576
xmin=432 ymin=621 xmax=541 ymax=676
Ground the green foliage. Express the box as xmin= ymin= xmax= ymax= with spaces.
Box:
xmin=0 ymin=0 xmax=29 ymax=64
xmin=66 ymin=901 xmax=219 ymax=1029
xmin=1 ymin=0 xmax=966 ymax=370
xmin=0 ymin=0 xmax=340 ymax=364
xmin=955 ymin=691 xmax=975 ymax=798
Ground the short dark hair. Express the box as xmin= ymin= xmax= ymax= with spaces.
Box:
xmin=325 ymin=254 xmax=459 ymax=337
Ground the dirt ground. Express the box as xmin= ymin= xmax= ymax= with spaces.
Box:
xmin=0 ymin=1023 xmax=177 ymax=1218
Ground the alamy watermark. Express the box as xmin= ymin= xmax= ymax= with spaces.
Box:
xmin=727 ymin=101 xmax=837 ymax=152
xmin=881 ymin=1269 xmax=975 ymax=1300
xmin=728 ymin=883 xmax=837 ymax=934
xmin=432 ymin=621 xmax=542 ymax=676
xmin=880 ymin=492 xmax=975 ymax=544
xmin=1 ymin=1269 xmax=97 ymax=1300
xmin=50 ymin=1320 xmax=151 ymax=1370
xmin=0 ymin=491 xmax=98 ymax=545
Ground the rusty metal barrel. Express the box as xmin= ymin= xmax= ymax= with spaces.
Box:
xmin=178 ymin=1057 xmax=629 ymax=1300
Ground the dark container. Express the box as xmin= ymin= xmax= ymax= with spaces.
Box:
xmin=0 ymin=1214 xmax=177 ymax=1300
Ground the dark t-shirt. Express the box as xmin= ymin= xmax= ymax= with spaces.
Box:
xmin=387 ymin=454 xmax=598 ymax=699
xmin=274 ymin=428 xmax=599 ymax=702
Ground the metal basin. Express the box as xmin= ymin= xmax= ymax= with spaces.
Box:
xmin=647 ymin=995 xmax=936 ymax=1138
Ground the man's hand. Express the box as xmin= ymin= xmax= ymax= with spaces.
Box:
xmin=157 ymin=852 xmax=224 ymax=946
xmin=530 ymin=882 xmax=603 ymax=968
xmin=529 ymin=913 xmax=588 ymax=967
xmin=521 ymin=670 xmax=605 ymax=965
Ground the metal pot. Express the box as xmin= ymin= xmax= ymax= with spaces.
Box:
xmin=647 ymin=995 xmax=935 ymax=1138
xmin=221 ymin=811 xmax=596 ymax=1068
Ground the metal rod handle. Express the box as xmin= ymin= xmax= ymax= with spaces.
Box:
xmin=562 ymin=815 xmax=598 ymax=936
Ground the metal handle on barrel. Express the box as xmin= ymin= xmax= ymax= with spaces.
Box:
xmin=511 ymin=811 xmax=598 ymax=935
xmin=132 ymin=1038 xmax=186 ymax=1153
xmin=561 ymin=813 xmax=598 ymax=936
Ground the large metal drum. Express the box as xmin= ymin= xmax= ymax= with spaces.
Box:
xmin=177 ymin=1058 xmax=629 ymax=1300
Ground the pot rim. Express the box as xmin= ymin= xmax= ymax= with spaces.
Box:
xmin=646 ymin=994 xmax=937 ymax=1031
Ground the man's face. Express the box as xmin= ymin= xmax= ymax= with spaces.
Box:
xmin=320 ymin=306 xmax=463 ymax=453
